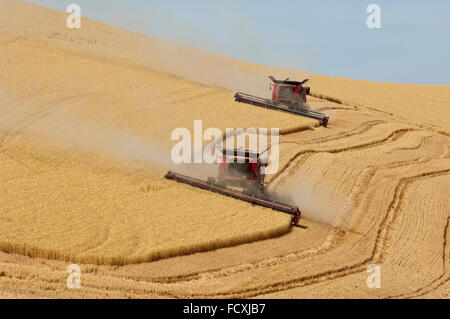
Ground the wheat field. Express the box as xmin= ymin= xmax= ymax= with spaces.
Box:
xmin=0 ymin=1 xmax=449 ymax=298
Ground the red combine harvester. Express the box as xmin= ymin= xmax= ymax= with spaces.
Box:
xmin=234 ymin=76 xmax=329 ymax=127
xmin=165 ymin=148 xmax=301 ymax=225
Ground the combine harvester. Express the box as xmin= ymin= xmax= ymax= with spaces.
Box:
xmin=235 ymin=76 xmax=329 ymax=127
xmin=165 ymin=148 xmax=301 ymax=225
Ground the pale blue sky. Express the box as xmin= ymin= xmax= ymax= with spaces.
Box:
xmin=25 ymin=0 xmax=450 ymax=84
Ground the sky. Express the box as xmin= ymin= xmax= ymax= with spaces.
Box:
xmin=25 ymin=0 xmax=450 ymax=85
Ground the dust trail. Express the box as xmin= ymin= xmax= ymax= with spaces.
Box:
xmin=44 ymin=112 xmax=172 ymax=169
xmin=0 ymin=89 xmax=217 ymax=179
xmin=137 ymin=36 xmax=298 ymax=98
xmin=271 ymin=174 xmax=353 ymax=227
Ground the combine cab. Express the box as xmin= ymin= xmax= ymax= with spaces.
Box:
xmin=234 ymin=76 xmax=329 ymax=127
xmin=165 ymin=148 xmax=301 ymax=226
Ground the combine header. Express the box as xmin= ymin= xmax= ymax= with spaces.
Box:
xmin=234 ymin=76 xmax=329 ymax=127
xmin=165 ymin=148 xmax=301 ymax=225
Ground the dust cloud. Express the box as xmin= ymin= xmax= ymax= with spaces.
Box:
xmin=272 ymin=174 xmax=353 ymax=227
xmin=0 ymin=89 xmax=219 ymax=180
xmin=136 ymin=37 xmax=297 ymax=99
